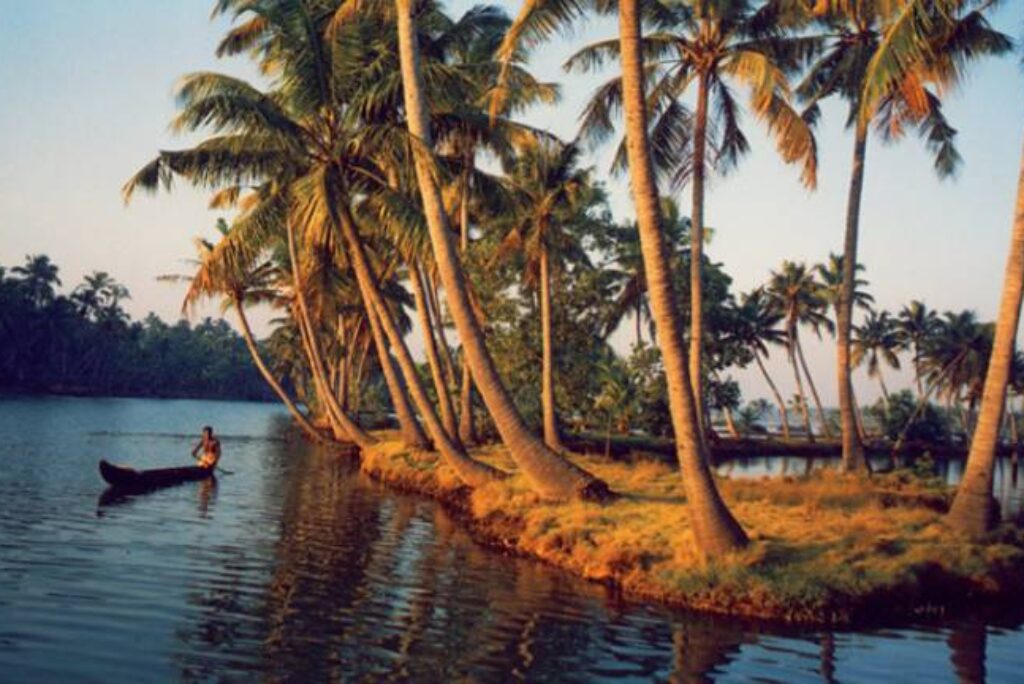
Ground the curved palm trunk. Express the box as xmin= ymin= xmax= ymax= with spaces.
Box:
xmin=853 ymin=386 xmax=869 ymax=442
xmin=837 ymin=120 xmax=868 ymax=470
xmin=754 ymin=352 xmax=790 ymax=440
xmin=286 ymin=217 xmax=374 ymax=448
xmin=949 ymin=146 xmax=1024 ymax=536
xmin=788 ymin=331 xmax=815 ymax=443
xmin=876 ymin=368 xmax=891 ymax=411
xmin=337 ymin=207 xmax=503 ymax=487
xmin=294 ymin=305 xmax=349 ymax=441
xmin=452 ymin=188 xmax=480 ymax=446
xmin=722 ymin=407 xmax=740 ymax=439
xmin=410 ymin=261 xmax=460 ymax=442
xmin=365 ymin=298 xmax=430 ymax=450
xmin=913 ymin=344 xmax=925 ymax=398
xmin=395 ymin=0 xmax=607 ymax=500
xmin=796 ymin=335 xmax=831 ymax=439
xmin=232 ymin=300 xmax=327 ymax=444
xmin=426 ymin=270 xmax=457 ymax=391
xmin=689 ymin=70 xmax=710 ymax=440
xmin=617 ymin=0 xmax=746 ymax=554
xmin=539 ymin=246 xmax=563 ymax=451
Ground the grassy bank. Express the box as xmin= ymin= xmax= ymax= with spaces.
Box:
xmin=360 ymin=434 xmax=1024 ymax=625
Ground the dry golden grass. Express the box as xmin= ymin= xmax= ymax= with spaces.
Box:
xmin=359 ymin=436 xmax=1024 ymax=623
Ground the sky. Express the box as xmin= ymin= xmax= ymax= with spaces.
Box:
xmin=1 ymin=1 xmax=1022 ymax=408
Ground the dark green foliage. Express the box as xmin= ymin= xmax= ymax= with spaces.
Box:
xmin=0 ymin=255 xmax=272 ymax=401
xmin=874 ymin=390 xmax=950 ymax=444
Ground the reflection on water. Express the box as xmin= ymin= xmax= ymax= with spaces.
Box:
xmin=716 ymin=453 xmax=1024 ymax=520
xmin=1 ymin=396 xmax=1022 ymax=682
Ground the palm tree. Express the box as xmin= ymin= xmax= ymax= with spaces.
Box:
xmin=498 ymin=0 xmax=748 ymax=551
xmin=851 ymin=310 xmax=902 ymax=411
xmin=732 ymin=289 xmax=791 ymax=440
xmin=491 ymin=139 xmax=590 ymax=450
xmin=163 ymin=220 xmax=327 ymax=444
xmin=800 ymin=0 xmax=1010 ymax=472
xmin=767 ymin=261 xmax=834 ymax=442
xmin=897 ymin=300 xmax=940 ymax=397
xmin=11 ymin=255 xmax=61 ymax=308
xmin=817 ymin=252 xmax=873 ymax=457
xmin=566 ymin=0 xmax=818 ymax=433
xmin=394 ymin=0 xmax=611 ymax=501
xmin=603 ymin=200 xmax=690 ymax=347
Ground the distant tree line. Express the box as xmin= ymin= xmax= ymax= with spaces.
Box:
xmin=0 ymin=255 xmax=273 ymax=401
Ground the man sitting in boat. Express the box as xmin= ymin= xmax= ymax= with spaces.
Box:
xmin=191 ymin=426 xmax=221 ymax=470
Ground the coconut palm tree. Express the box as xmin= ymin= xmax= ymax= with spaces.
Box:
xmin=496 ymin=0 xmax=748 ymax=551
xmin=851 ymin=310 xmax=903 ymax=411
xmin=800 ymin=0 xmax=1010 ymax=471
xmin=602 ymin=200 xmax=691 ymax=347
xmin=11 ymin=255 xmax=61 ymax=308
xmin=162 ymin=220 xmax=328 ymax=444
xmin=394 ymin=0 xmax=611 ymax=500
xmin=897 ymin=300 xmax=940 ymax=398
xmin=732 ymin=288 xmax=791 ymax=440
xmin=767 ymin=261 xmax=834 ymax=442
xmin=490 ymin=139 xmax=591 ymax=450
xmin=565 ymin=0 xmax=818 ymax=433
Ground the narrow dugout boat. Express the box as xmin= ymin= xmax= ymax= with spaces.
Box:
xmin=99 ymin=459 xmax=214 ymax=490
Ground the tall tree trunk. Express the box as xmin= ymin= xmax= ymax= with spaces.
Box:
xmin=722 ymin=406 xmax=740 ymax=439
xmin=755 ymin=352 xmax=790 ymax=440
xmin=425 ymin=269 xmax=457 ymax=391
xmin=877 ymin=368 xmax=891 ymax=411
xmin=232 ymin=300 xmax=327 ymax=445
xmin=788 ymin=332 xmax=815 ymax=443
xmin=914 ymin=343 xmax=925 ymax=399
xmin=851 ymin=383 xmax=869 ymax=442
xmin=616 ymin=0 xmax=746 ymax=554
xmin=395 ymin=0 xmax=607 ymax=500
xmin=410 ymin=261 xmax=460 ymax=442
xmin=689 ymin=69 xmax=710 ymax=440
xmin=636 ymin=297 xmax=642 ymax=347
xmin=539 ymin=245 xmax=563 ymax=451
xmin=796 ymin=335 xmax=832 ymax=439
xmin=286 ymin=218 xmax=373 ymax=447
xmin=949 ymin=144 xmax=1024 ymax=537
xmin=365 ymin=297 xmax=430 ymax=450
xmin=337 ymin=207 xmax=503 ymax=487
xmin=452 ymin=179 xmax=480 ymax=446
xmin=837 ymin=120 xmax=868 ymax=470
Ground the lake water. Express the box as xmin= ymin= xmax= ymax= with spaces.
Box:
xmin=1 ymin=396 xmax=1022 ymax=682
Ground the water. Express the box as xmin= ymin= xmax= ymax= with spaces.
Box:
xmin=1 ymin=396 xmax=1022 ymax=682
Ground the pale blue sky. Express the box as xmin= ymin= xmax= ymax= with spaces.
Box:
xmin=1 ymin=1 xmax=1021 ymax=406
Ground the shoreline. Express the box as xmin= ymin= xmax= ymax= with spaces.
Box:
xmin=356 ymin=434 xmax=1024 ymax=626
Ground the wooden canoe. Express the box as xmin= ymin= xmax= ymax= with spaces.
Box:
xmin=99 ymin=459 xmax=214 ymax=490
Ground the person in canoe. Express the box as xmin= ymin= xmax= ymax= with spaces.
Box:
xmin=191 ymin=426 xmax=221 ymax=470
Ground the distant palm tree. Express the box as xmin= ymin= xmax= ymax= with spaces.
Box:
xmin=897 ymin=300 xmax=940 ymax=398
xmin=851 ymin=310 xmax=902 ymax=410
xmin=603 ymin=200 xmax=690 ymax=347
xmin=732 ymin=289 xmax=791 ymax=440
xmin=11 ymin=255 xmax=61 ymax=308
xmin=767 ymin=261 xmax=834 ymax=442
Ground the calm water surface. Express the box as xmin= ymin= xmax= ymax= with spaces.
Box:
xmin=1 ymin=396 xmax=1022 ymax=682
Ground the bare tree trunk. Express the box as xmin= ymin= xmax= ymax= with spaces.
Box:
xmin=425 ymin=269 xmax=457 ymax=391
xmin=232 ymin=300 xmax=327 ymax=444
xmin=395 ymin=0 xmax=607 ymax=500
xmin=755 ymin=352 xmax=790 ymax=440
xmin=788 ymin=332 xmax=815 ymax=443
xmin=286 ymin=218 xmax=373 ymax=447
xmin=796 ymin=335 xmax=832 ymax=439
xmin=410 ymin=261 xmax=461 ymax=442
xmin=689 ymin=69 xmax=710 ymax=441
xmin=337 ymin=206 xmax=504 ymax=487
xmin=722 ymin=406 xmax=740 ymax=439
xmin=950 ymin=142 xmax=1024 ymax=533
xmin=837 ymin=119 xmax=868 ymax=470
xmin=946 ymin=144 xmax=1019 ymax=536
xmin=365 ymin=297 xmax=430 ymax=450
xmin=616 ymin=0 xmax=746 ymax=554
xmin=540 ymin=246 xmax=563 ymax=451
